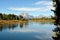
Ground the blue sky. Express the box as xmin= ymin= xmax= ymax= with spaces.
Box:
xmin=0 ymin=0 xmax=54 ymax=16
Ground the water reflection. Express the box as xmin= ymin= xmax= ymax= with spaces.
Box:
xmin=52 ymin=19 xmax=60 ymax=40
xmin=0 ymin=24 xmax=18 ymax=32
xmin=19 ymin=21 xmax=28 ymax=28
xmin=0 ymin=21 xmax=28 ymax=32
xmin=0 ymin=21 xmax=56 ymax=40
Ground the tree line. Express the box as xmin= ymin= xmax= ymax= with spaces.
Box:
xmin=0 ymin=13 xmax=26 ymax=20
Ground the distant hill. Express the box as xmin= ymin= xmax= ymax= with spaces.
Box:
xmin=20 ymin=12 xmax=34 ymax=19
xmin=37 ymin=14 xmax=54 ymax=18
xmin=20 ymin=12 xmax=54 ymax=19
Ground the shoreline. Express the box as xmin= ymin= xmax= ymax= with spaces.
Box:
xmin=0 ymin=20 xmax=28 ymax=24
xmin=0 ymin=20 xmax=55 ymax=24
xmin=30 ymin=19 xmax=55 ymax=22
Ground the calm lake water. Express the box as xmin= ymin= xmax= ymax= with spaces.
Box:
xmin=0 ymin=21 xmax=56 ymax=40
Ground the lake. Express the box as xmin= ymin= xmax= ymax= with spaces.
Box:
xmin=0 ymin=21 xmax=57 ymax=40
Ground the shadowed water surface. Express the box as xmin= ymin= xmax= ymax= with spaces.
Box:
xmin=0 ymin=21 xmax=56 ymax=40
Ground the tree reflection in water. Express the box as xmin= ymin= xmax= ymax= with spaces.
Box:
xmin=19 ymin=21 xmax=28 ymax=28
xmin=0 ymin=21 xmax=28 ymax=32
xmin=52 ymin=20 xmax=60 ymax=40
xmin=0 ymin=24 xmax=18 ymax=32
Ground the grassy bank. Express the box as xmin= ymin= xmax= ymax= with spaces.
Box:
xmin=0 ymin=19 xmax=55 ymax=24
xmin=30 ymin=19 xmax=55 ymax=22
xmin=0 ymin=20 xmax=28 ymax=24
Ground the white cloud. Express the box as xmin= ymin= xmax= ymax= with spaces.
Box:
xmin=35 ymin=1 xmax=53 ymax=6
xmin=34 ymin=1 xmax=54 ymax=11
xmin=8 ymin=1 xmax=53 ymax=12
xmin=8 ymin=7 xmax=51 ymax=12
xmin=9 ymin=7 xmax=41 ymax=11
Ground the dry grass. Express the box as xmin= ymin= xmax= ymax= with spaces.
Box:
xmin=0 ymin=20 xmax=55 ymax=24
xmin=0 ymin=20 xmax=18 ymax=24
xmin=0 ymin=20 xmax=28 ymax=24
xmin=30 ymin=20 xmax=55 ymax=22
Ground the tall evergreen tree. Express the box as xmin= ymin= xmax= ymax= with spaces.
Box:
xmin=52 ymin=0 xmax=60 ymax=25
